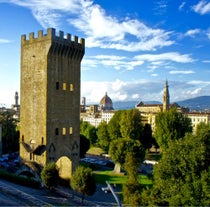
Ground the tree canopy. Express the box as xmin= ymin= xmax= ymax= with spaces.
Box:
xmin=107 ymin=110 xmax=123 ymax=140
xmin=154 ymin=108 xmax=192 ymax=151
xmin=108 ymin=109 xmax=145 ymax=167
xmin=97 ymin=121 xmax=110 ymax=151
xmin=0 ymin=110 xmax=19 ymax=153
xmin=80 ymin=120 xmax=97 ymax=146
xmin=119 ymin=109 xmax=143 ymax=140
xmin=80 ymin=134 xmax=90 ymax=158
xmin=70 ymin=166 xmax=96 ymax=202
xmin=149 ymin=123 xmax=210 ymax=206
xmin=41 ymin=162 xmax=59 ymax=190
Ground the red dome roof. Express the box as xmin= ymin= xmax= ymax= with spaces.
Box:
xmin=100 ymin=92 xmax=113 ymax=110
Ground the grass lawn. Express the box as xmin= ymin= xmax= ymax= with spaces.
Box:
xmin=86 ymin=147 xmax=106 ymax=155
xmin=93 ymin=170 xmax=153 ymax=186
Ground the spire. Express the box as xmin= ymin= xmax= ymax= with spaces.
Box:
xmin=15 ymin=91 xmax=19 ymax=106
xmin=163 ymin=80 xmax=170 ymax=111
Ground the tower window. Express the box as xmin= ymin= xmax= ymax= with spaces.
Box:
xmin=56 ymin=82 xmax=59 ymax=90
xmin=69 ymin=127 xmax=73 ymax=134
xmin=63 ymin=83 xmax=66 ymax=90
xmin=55 ymin=128 xmax=59 ymax=135
xmin=62 ymin=127 xmax=66 ymax=135
xmin=70 ymin=84 xmax=74 ymax=91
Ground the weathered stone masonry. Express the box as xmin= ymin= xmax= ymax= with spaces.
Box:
xmin=20 ymin=28 xmax=85 ymax=179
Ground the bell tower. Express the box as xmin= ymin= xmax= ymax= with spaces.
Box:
xmin=163 ymin=80 xmax=170 ymax=111
xmin=20 ymin=28 xmax=85 ymax=179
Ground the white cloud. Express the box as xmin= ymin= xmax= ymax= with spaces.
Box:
xmin=185 ymin=29 xmax=201 ymax=37
xmin=93 ymin=55 xmax=126 ymax=61
xmin=73 ymin=4 xmax=174 ymax=51
xmin=178 ymin=2 xmax=186 ymax=11
xmin=81 ymin=79 xmax=210 ymax=104
xmin=169 ymin=70 xmax=195 ymax=74
xmin=5 ymin=0 xmax=174 ymax=52
xmin=206 ymin=28 xmax=210 ymax=39
xmin=192 ymin=0 xmax=210 ymax=15
xmin=188 ymin=80 xmax=210 ymax=85
xmin=82 ymin=52 xmax=194 ymax=72
xmin=134 ymin=52 xmax=194 ymax=63
xmin=83 ymin=55 xmax=144 ymax=71
xmin=0 ymin=38 xmax=11 ymax=43
xmin=81 ymin=79 xmax=161 ymax=103
xmin=203 ymin=60 xmax=210 ymax=63
xmin=187 ymin=88 xmax=202 ymax=95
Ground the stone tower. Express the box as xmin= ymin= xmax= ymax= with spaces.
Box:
xmin=15 ymin=91 xmax=19 ymax=106
xmin=20 ymin=28 xmax=85 ymax=179
xmin=163 ymin=80 xmax=170 ymax=111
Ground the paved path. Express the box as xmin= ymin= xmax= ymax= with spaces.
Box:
xmin=0 ymin=179 xmax=118 ymax=206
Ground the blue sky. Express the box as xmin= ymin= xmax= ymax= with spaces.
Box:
xmin=0 ymin=0 xmax=210 ymax=107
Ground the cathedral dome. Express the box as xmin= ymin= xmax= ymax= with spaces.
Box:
xmin=100 ymin=92 xmax=114 ymax=110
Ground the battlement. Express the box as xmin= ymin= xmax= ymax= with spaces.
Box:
xmin=21 ymin=28 xmax=85 ymax=46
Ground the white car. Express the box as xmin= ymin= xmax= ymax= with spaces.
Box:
xmin=101 ymin=186 xmax=110 ymax=193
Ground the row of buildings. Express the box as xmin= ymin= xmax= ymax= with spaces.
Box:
xmin=80 ymin=92 xmax=115 ymax=127
xmin=1 ymin=80 xmax=210 ymax=134
xmin=80 ymin=81 xmax=210 ymax=133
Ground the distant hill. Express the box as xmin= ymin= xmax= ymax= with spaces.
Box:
xmin=113 ymin=100 xmax=161 ymax=110
xmin=113 ymin=96 xmax=210 ymax=111
xmin=177 ymin=96 xmax=210 ymax=111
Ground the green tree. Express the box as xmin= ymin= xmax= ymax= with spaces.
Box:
xmin=120 ymin=109 xmax=143 ymax=140
xmin=41 ymin=162 xmax=59 ymax=190
xmin=141 ymin=123 xmax=155 ymax=150
xmin=150 ymin=126 xmax=210 ymax=206
xmin=80 ymin=120 xmax=97 ymax=146
xmin=70 ymin=166 xmax=96 ymax=203
xmin=0 ymin=110 xmax=19 ymax=153
xmin=123 ymin=182 xmax=142 ymax=206
xmin=109 ymin=138 xmax=145 ymax=170
xmin=154 ymin=108 xmax=192 ymax=151
xmin=80 ymin=134 xmax=90 ymax=158
xmin=123 ymin=149 xmax=144 ymax=206
xmin=109 ymin=109 xmax=145 ymax=172
xmin=85 ymin=125 xmax=98 ymax=146
xmin=97 ymin=121 xmax=110 ymax=151
xmin=107 ymin=110 xmax=123 ymax=140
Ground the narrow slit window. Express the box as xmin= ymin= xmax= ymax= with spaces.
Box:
xmin=62 ymin=127 xmax=66 ymax=135
xmin=70 ymin=84 xmax=74 ymax=91
xmin=69 ymin=127 xmax=73 ymax=134
xmin=63 ymin=83 xmax=66 ymax=91
xmin=56 ymin=82 xmax=59 ymax=90
xmin=55 ymin=128 xmax=59 ymax=135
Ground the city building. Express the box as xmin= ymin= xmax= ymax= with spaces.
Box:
xmin=187 ymin=112 xmax=210 ymax=133
xmin=80 ymin=92 xmax=115 ymax=127
xmin=20 ymin=28 xmax=84 ymax=179
xmin=136 ymin=80 xmax=182 ymax=130
xmin=136 ymin=80 xmax=210 ymax=133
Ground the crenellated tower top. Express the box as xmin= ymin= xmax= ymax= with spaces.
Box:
xmin=21 ymin=28 xmax=85 ymax=47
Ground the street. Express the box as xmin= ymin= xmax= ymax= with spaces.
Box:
xmin=0 ymin=179 xmax=118 ymax=206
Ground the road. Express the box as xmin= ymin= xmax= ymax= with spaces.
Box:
xmin=0 ymin=179 xmax=118 ymax=206
xmin=0 ymin=179 xmax=81 ymax=206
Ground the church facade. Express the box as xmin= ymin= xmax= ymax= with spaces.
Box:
xmin=136 ymin=80 xmax=189 ymax=131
